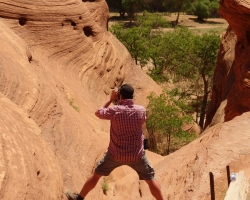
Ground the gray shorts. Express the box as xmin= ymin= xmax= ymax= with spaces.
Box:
xmin=95 ymin=152 xmax=155 ymax=180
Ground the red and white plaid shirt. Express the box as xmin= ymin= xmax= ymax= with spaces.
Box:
xmin=96 ymin=99 xmax=146 ymax=162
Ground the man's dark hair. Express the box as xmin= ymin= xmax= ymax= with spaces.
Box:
xmin=119 ymin=84 xmax=134 ymax=99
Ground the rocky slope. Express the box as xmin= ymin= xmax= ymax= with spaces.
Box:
xmin=0 ymin=0 xmax=250 ymax=200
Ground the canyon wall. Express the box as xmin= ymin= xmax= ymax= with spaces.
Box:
xmin=206 ymin=0 xmax=250 ymax=127
xmin=0 ymin=0 xmax=250 ymax=199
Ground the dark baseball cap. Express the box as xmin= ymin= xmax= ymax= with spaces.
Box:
xmin=119 ymin=84 xmax=134 ymax=99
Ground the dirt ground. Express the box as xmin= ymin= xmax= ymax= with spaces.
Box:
xmin=165 ymin=13 xmax=229 ymax=34
xmin=165 ymin=13 xmax=228 ymax=26
xmin=109 ymin=13 xmax=229 ymax=34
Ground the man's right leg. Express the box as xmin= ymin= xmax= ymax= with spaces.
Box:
xmin=79 ymin=172 xmax=102 ymax=198
xmin=65 ymin=172 xmax=102 ymax=200
xmin=145 ymin=179 xmax=164 ymax=200
xmin=66 ymin=152 xmax=120 ymax=200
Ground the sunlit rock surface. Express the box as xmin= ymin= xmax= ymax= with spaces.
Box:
xmin=0 ymin=0 xmax=250 ymax=199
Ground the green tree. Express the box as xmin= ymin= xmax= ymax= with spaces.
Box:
xmin=137 ymin=11 xmax=170 ymax=29
xmin=145 ymin=27 xmax=196 ymax=85
xmin=106 ymin=0 xmax=166 ymax=18
xmin=162 ymin=0 xmax=193 ymax=25
xmin=146 ymin=90 xmax=195 ymax=155
xmin=121 ymin=0 xmax=153 ymax=21
xmin=110 ymin=12 xmax=170 ymax=66
xmin=106 ymin=0 xmax=125 ymax=17
xmin=110 ymin=23 xmax=150 ymax=65
xmin=209 ymin=0 xmax=220 ymax=17
xmin=145 ymin=34 xmax=169 ymax=82
xmin=189 ymin=0 xmax=220 ymax=21
xmin=193 ymin=0 xmax=210 ymax=21
xmin=150 ymin=28 xmax=220 ymax=129
xmin=191 ymin=32 xmax=220 ymax=128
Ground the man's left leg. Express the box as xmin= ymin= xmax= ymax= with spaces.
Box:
xmin=79 ymin=172 xmax=102 ymax=198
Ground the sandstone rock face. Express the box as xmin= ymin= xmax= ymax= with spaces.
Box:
xmin=0 ymin=0 xmax=161 ymax=199
xmin=1 ymin=0 xmax=250 ymax=200
xmin=206 ymin=0 xmax=250 ymax=126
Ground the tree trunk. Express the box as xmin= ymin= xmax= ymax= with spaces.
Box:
xmin=147 ymin=128 xmax=158 ymax=152
xmin=166 ymin=133 xmax=171 ymax=155
xmin=195 ymin=91 xmax=199 ymax=123
xmin=118 ymin=0 xmax=125 ymax=18
xmin=175 ymin=10 xmax=180 ymax=25
xmin=175 ymin=1 xmax=183 ymax=25
xmin=199 ymin=76 xmax=209 ymax=130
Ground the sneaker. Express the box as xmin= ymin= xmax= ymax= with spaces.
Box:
xmin=65 ymin=190 xmax=79 ymax=200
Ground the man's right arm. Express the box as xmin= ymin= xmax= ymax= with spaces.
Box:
xmin=95 ymin=99 xmax=113 ymax=117
xmin=95 ymin=89 xmax=118 ymax=118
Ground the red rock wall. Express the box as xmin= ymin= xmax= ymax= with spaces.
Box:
xmin=206 ymin=0 xmax=250 ymax=126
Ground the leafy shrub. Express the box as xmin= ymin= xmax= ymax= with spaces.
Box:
xmin=136 ymin=11 xmax=170 ymax=29
xmin=146 ymin=90 xmax=196 ymax=155
xmin=193 ymin=0 xmax=210 ymax=21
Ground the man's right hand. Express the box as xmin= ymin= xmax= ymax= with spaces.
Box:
xmin=110 ymin=89 xmax=119 ymax=102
